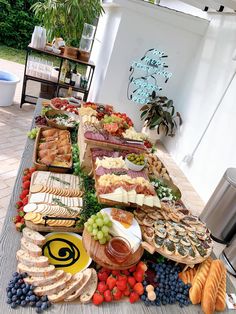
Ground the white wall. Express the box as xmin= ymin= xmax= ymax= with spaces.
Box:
xmin=164 ymin=14 xmax=236 ymax=202
xmin=90 ymin=0 xmax=209 ymax=129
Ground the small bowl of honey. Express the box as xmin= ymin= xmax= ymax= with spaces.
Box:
xmin=105 ymin=236 xmax=131 ymax=264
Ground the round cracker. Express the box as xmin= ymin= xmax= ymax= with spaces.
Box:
xmin=24 ymin=212 xmax=38 ymax=221
xmin=23 ymin=203 xmax=37 ymax=213
xmin=30 ymin=184 xmax=44 ymax=193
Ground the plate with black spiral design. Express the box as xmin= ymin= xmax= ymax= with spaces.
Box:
xmin=42 ymin=232 xmax=92 ymax=274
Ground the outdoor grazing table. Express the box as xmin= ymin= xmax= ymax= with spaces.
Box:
xmin=0 ymin=98 xmax=234 ymax=314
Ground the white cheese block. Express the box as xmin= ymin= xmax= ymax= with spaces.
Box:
xmin=127 ymin=190 xmax=136 ymax=203
xmin=100 ymin=187 xmax=124 ymax=203
xmin=144 ymin=195 xmax=154 ymax=207
xmin=153 ymin=196 xmax=161 ymax=208
xmin=136 ymin=194 xmax=145 ymax=206
xmin=122 ymin=190 xmax=128 ymax=204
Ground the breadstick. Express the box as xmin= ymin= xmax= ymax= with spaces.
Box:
xmin=201 ymin=260 xmax=225 ymax=314
xmin=215 ymin=268 xmax=226 ymax=312
xmin=189 ymin=257 xmax=212 ymax=304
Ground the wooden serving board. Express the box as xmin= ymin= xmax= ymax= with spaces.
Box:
xmin=25 ymin=220 xmax=83 ymax=234
xmin=142 ymin=240 xmax=212 ymax=266
xmin=82 ymin=229 xmax=144 ymax=270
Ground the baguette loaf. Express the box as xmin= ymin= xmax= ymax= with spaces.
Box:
xmin=21 ymin=237 xmax=42 ymax=257
xmin=64 ymin=268 xmax=92 ymax=302
xmin=215 ymin=267 xmax=226 ymax=312
xmin=189 ymin=257 xmax=212 ymax=304
xmin=22 ymin=227 xmax=46 ymax=246
xmin=179 ymin=267 xmax=197 ymax=284
xmin=16 ymin=249 xmax=48 ymax=267
xmin=201 ymin=260 xmax=225 ymax=314
xmin=18 ymin=263 xmax=55 ymax=277
xmin=48 ymin=272 xmax=84 ymax=303
xmin=34 ymin=272 xmax=72 ymax=296
xmin=24 ymin=270 xmax=65 ymax=287
xmin=79 ymin=269 xmax=98 ymax=304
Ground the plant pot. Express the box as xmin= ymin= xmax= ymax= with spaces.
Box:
xmin=64 ymin=46 xmax=79 ymax=59
xmin=141 ymin=123 xmax=165 ymax=144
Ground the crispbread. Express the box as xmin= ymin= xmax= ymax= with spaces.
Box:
xmin=64 ymin=268 xmax=92 ymax=301
xmin=34 ymin=272 xmax=72 ymax=296
xmin=48 ymin=272 xmax=84 ymax=303
xmin=21 ymin=237 xmax=42 ymax=257
xmin=22 ymin=227 xmax=46 ymax=246
xmin=16 ymin=249 xmax=48 ymax=267
xmin=18 ymin=263 xmax=55 ymax=277
xmin=79 ymin=269 xmax=98 ymax=304
xmin=24 ymin=270 xmax=65 ymax=287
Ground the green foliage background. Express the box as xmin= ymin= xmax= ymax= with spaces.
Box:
xmin=0 ymin=0 xmax=39 ymax=49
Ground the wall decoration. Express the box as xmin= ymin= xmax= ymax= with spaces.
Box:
xmin=127 ymin=48 xmax=172 ymax=104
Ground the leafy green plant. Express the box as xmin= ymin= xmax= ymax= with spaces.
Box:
xmin=140 ymin=95 xmax=182 ymax=137
xmin=31 ymin=0 xmax=104 ymax=46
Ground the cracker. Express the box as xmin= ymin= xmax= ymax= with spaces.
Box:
xmin=24 ymin=212 xmax=38 ymax=221
xmin=30 ymin=184 xmax=44 ymax=193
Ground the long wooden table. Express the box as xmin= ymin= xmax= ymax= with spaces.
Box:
xmin=0 ymin=98 xmax=234 ymax=314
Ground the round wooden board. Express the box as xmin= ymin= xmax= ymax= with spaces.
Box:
xmin=82 ymin=229 xmax=144 ymax=270
xmin=142 ymin=240 xmax=212 ymax=266
xmin=25 ymin=220 xmax=83 ymax=234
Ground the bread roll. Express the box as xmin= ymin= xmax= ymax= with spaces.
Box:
xmin=215 ymin=267 xmax=226 ymax=312
xmin=189 ymin=257 xmax=212 ymax=304
xmin=201 ymin=260 xmax=225 ymax=314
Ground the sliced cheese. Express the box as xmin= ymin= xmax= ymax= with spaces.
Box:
xmin=136 ymin=194 xmax=145 ymax=206
xmin=127 ymin=190 xmax=136 ymax=203
xmin=122 ymin=190 xmax=128 ymax=204
xmin=153 ymin=196 xmax=161 ymax=208
xmin=144 ymin=195 xmax=154 ymax=207
xmin=100 ymin=187 xmax=124 ymax=203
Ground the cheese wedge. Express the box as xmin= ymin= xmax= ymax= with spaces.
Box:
xmin=127 ymin=190 xmax=136 ymax=203
xmin=153 ymin=196 xmax=161 ymax=208
xmin=136 ymin=194 xmax=145 ymax=206
xmin=144 ymin=195 xmax=154 ymax=207
xmin=122 ymin=190 xmax=128 ymax=204
xmin=100 ymin=188 xmax=124 ymax=203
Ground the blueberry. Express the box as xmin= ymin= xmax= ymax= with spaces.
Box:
xmin=7 ymin=292 xmax=12 ymax=298
xmin=12 ymin=295 xmax=17 ymax=302
xmin=9 ymin=284 xmax=14 ymax=289
xmin=16 ymin=299 xmax=21 ymax=305
xmin=13 ymin=272 xmax=19 ymax=277
xmin=154 ymin=277 xmax=158 ymax=283
xmin=161 ymin=300 xmax=167 ymax=305
xmin=143 ymin=280 xmax=147 ymax=286
xmin=29 ymin=285 xmax=35 ymax=290
xmin=27 ymin=290 xmax=33 ymax=296
xmin=18 ymin=279 xmax=24 ymax=285
xmin=179 ymin=288 xmax=183 ymax=293
xmin=36 ymin=300 xmax=42 ymax=308
xmin=15 ymin=283 xmax=20 ymax=289
xmin=155 ymin=299 xmax=161 ymax=306
xmin=22 ymin=288 xmax=28 ymax=295
xmin=29 ymin=295 xmax=36 ymax=302
xmin=144 ymin=300 xmax=150 ymax=306
xmin=21 ymin=284 xmax=26 ymax=289
xmin=25 ymin=296 xmax=31 ymax=302
xmin=20 ymin=295 xmax=25 ymax=300
xmin=41 ymin=302 xmax=48 ymax=310
xmin=6 ymin=298 xmax=12 ymax=304
xmin=141 ymin=295 xmax=146 ymax=301
xmin=10 ymin=302 xmax=17 ymax=309
xmin=36 ymin=308 xmax=43 ymax=313
xmin=29 ymin=301 xmax=36 ymax=307
xmin=21 ymin=300 xmax=27 ymax=307
xmin=160 ymin=288 xmax=164 ymax=293
xmin=11 ymin=288 xmax=17 ymax=295
xmin=21 ymin=272 xmax=28 ymax=278
xmin=16 ymin=288 xmax=22 ymax=296
xmin=13 ymin=278 xmax=18 ymax=284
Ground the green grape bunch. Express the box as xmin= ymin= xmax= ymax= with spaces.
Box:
xmin=84 ymin=212 xmax=112 ymax=245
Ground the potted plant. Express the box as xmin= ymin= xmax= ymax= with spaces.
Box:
xmin=140 ymin=94 xmax=182 ymax=142
xmin=31 ymin=0 xmax=104 ymax=47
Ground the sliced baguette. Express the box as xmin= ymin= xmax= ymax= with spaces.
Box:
xmin=21 ymin=237 xmax=42 ymax=257
xmin=16 ymin=249 xmax=48 ymax=267
xmin=18 ymin=263 xmax=55 ymax=277
xmin=34 ymin=272 xmax=72 ymax=296
xmin=79 ymin=269 xmax=98 ymax=304
xmin=64 ymin=268 xmax=92 ymax=302
xmin=24 ymin=270 xmax=65 ymax=287
xmin=48 ymin=272 xmax=84 ymax=303
xmin=22 ymin=227 xmax=46 ymax=246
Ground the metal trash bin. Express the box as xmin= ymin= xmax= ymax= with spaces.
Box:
xmin=221 ymin=235 xmax=236 ymax=276
xmin=200 ymin=168 xmax=236 ymax=244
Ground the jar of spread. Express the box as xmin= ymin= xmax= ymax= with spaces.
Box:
xmin=105 ymin=236 xmax=131 ymax=264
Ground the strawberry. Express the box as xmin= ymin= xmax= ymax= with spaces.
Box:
xmin=123 ymin=285 xmax=131 ymax=296
xmin=104 ymin=290 xmax=112 ymax=302
xmin=22 ymin=175 xmax=29 ymax=182
xmin=117 ymin=274 xmax=127 ymax=283
xmin=133 ymin=270 xmax=144 ymax=283
xmin=100 ymin=267 xmax=111 ymax=274
xmin=20 ymin=190 xmax=29 ymax=200
xmin=116 ymin=280 xmax=127 ymax=291
xmin=136 ymin=261 xmax=148 ymax=272
xmin=133 ymin=282 xmax=144 ymax=295
xmin=13 ymin=215 xmax=21 ymax=223
xmin=112 ymin=287 xmax=122 ymax=301
xmin=97 ymin=281 xmax=108 ymax=294
xmin=98 ymin=271 xmax=109 ymax=282
xmin=17 ymin=206 xmax=24 ymax=213
xmin=121 ymin=270 xmax=130 ymax=276
xmin=111 ymin=270 xmax=120 ymax=276
xmin=127 ymin=276 xmax=136 ymax=288
xmin=129 ymin=291 xmax=139 ymax=303
xmin=23 ymin=168 xmax=29 ymax=175
xmin=15 ymin=222 xmax=23 ymax=232
xmin=92 ymin=292 xmax=104 ymax=306
xmin=23 ymin=181 xmax=30 ymax=189
xmin=16 ymin=201 xmax=23 ymax=209
xmin=22 ymin=196 xmax=28 ymax=206
xmin=129 ymin=265 xmax=136 ymax=273
xmin=20 ymin=217 xmax=25 ymax=224
xmin=29 ymin=167 xmax=36 ymax=174
xmin=106 ymin=276 xmax=116 ymax=290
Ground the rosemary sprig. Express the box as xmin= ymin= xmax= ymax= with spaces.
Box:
xmin=51 ymin=176 xmax=70 ymax=186
xmin=52 ymin=198 xmax=78 ymax=215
